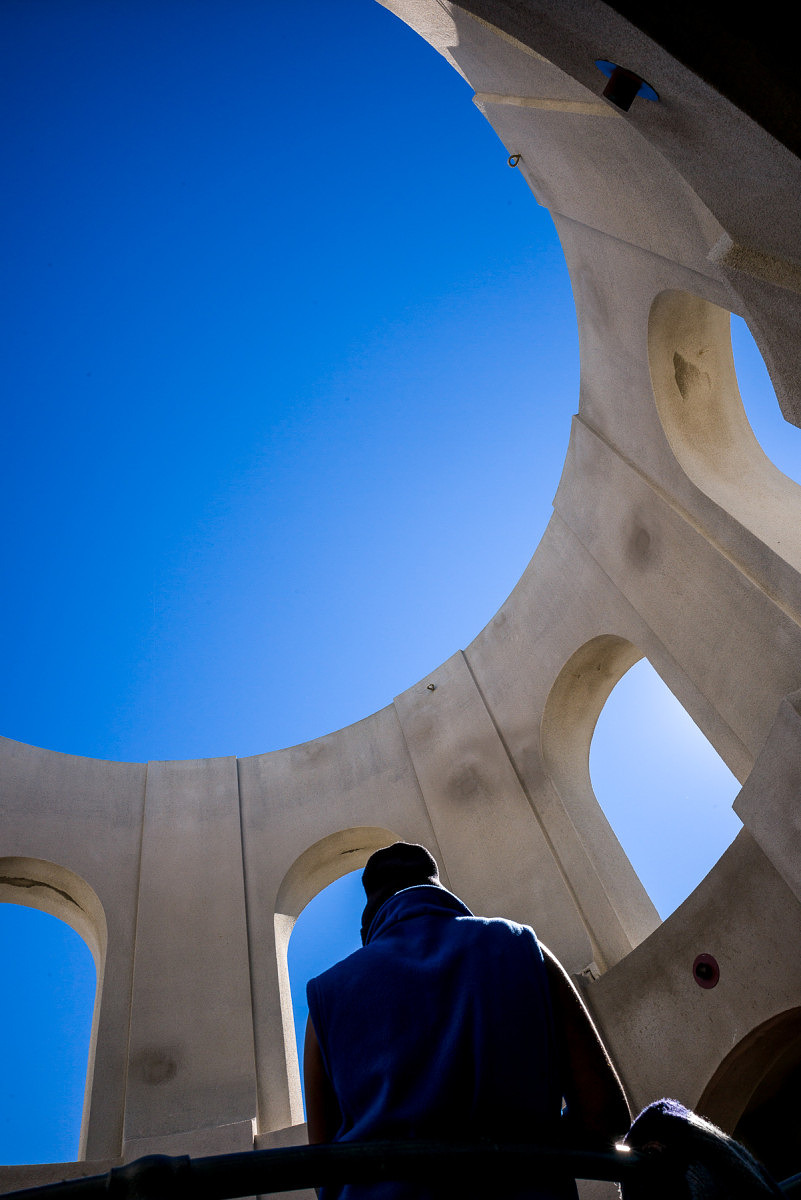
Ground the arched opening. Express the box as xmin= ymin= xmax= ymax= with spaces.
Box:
xmin=589 ymin=659 xmax=741 ymax=919
xmin=541 ymin=633 xmax=661 ymax=969
xmin=0 ymin=905 xmax=95 ymax=1165
xmin=0 ymin=859 xmax=106 ymax=1164
xmin=698 ymin=1008 xmax=801 ymax=1182
xmin=540 ymin=635 xmax=661 ymax=971
xmin=287 ymin=870 xmax=364 ymax=1114
xmin=648 ymin=290 xmax=801 ymax=574
xmin=730 ymin=314 xmax=801 ymax=487
xmin=273 ymin=828 xmax=397 ymax=1125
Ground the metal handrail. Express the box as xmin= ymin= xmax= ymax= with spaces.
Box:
xmin=2 ymin=1140 xmax=798 ymax=1200
xmin=0 ymin=1141 xmax=651 ymax=1200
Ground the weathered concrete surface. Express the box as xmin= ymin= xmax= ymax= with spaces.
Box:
xmin=0 ymin=1160 xmax=120 ymax=1194
xmin=583 ymin=830 xmax=801 ymax=1117
xmin=3 ymin=0 xmax=801 ymax=1181
xmin=0 ymin=738 xmax=145 ymax=1160
xmin=734 ymin=689 xmax=801 ymax=903
xmin=124 ymin=1119 xmax=255 ymax=1161
xmin=393 ymin=650 xmax=596 ymax=966
xmin=238 ymin=704 xmax=443 ymax=1131
xmin=123 ymin=757 xmax=257 ymax=1150
xmin=255 ymin=1125 xmax=315 ymax=1200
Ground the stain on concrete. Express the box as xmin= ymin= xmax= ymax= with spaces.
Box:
xmin=446 ymin=762 xmax=488 ymax=803
xmin=626 ymin=522 xmax=658 ymax=568
xmin=133 ymin=1049 xmax=180 ymax=1086
xmin=0 ymin=875 xmax=82 ymax=910
xmin=673 ymin=351 xmax=711 ymax=401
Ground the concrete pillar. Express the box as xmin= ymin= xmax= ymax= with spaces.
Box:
xmin=394 ymin=650 xmax=595 ymax=970
xmin=734 ymin=689 xmax=801 ymax=905
xmin=123 ymin=757 xmax=256 ymax=1157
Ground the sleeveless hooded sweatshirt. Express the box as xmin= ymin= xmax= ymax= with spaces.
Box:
xmin=306 ymin=885 xmax=578 ymax=1200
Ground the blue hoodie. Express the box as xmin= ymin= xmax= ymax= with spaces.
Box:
xmin=307 ymin=885 xmax=577 ymax=1200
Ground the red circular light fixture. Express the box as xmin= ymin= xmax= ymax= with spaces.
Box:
xmin=693 ymin=953 xmax=720 ymax=989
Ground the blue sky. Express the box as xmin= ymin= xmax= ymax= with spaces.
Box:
xmin=1 ymin=0 xmax=799 ymax=1168
xmin=1 ymin=0 xmax=576 ymax=765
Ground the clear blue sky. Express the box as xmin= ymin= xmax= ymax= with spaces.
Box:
xmin=1 ymin=0 xmax=799 ymax=1168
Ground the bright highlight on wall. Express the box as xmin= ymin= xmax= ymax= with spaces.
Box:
xmin=589 ymin=659 xmax=742 ymax=919
xmin=0 ymin=905 xmax=95 ymax=1165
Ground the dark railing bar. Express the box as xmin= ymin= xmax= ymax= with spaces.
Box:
xmin=1 ymin=1142 xmax=650 ymax=1200
xmin=2 ymin=1141 xmax=798 ymax=1200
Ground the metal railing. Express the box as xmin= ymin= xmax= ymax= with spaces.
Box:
xmin=1 ymin=1141 xmax=799 ymax=1200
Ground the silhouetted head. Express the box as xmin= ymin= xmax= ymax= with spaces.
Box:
xmin=360 ymin=841 xmax=441 ymax=943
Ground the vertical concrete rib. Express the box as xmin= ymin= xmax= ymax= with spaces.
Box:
xmin=123 ymin=757 xmax=257 ymax=1153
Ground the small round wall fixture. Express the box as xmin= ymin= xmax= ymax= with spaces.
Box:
xmin=693 ymin=953 xmax=720 ymax=989
xmin=595 ymin=60 xmax=659 ymax=111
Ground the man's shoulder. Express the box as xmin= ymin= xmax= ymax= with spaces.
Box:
xmin=308 ymin=943 xmax=367 ymax=993
xmin=458 ymin=911 xmax=541 ymax=941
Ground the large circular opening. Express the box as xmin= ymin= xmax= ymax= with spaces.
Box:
xmin=1 ymin=0 xmax=578 ymax=763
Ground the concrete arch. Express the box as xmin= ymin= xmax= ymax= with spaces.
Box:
xmin=648 ymin=289 xmax=801 ymax=570
xmin=0 ymin=857 xmax=107 ymax=1159
xmin=539 ymin=636 xmax=659 ymax=973
xmin=695 ymin=1006 xmax=801 ymax=1178
xmin=697 ymin=1007 xmax=801 ymax=1135
xmin=273 ymin=826 xmax=399 ymax=1124
xmin=541 ymin=635 xmax=643 ymax=810
xmin=274 ymin=827 xmax=401 ymax=923
xmin=0 ymin=856 xmax=107 ymax=966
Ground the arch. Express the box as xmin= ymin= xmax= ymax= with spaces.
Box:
xmin=273 ymin=827 xmax=399 ymax=1124
xmin=589 ymin=658 xmax=741 ymax=919
xmin=730 ymin=314 xmax=801 ymax=487
xmin=0 ymin=857 xmax=107 ymax=1158
xmin=286 ymin=868 xmax=365 ymax=1114
xmin=0 ymin=905 xmax=96 ymax=1164
xmin=540 ymin=636 xmax=660 ymax=969
xmin=541 ymin=635 xmax=642 ymax=804
xmin=648 ymin=290 xmax=801 ymax=572
xmin=697 ymin=1008 xmax=801 ymax=1179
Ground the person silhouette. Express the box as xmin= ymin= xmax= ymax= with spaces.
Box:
xmin=304 ymin=842 xmax=629 ymax=1200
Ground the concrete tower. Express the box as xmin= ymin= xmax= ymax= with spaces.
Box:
xmin=3 ymin=0 xmax=801 ymax=1193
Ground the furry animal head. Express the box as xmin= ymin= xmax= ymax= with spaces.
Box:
xmin=620 ymin=1099 xmax=782 ymax=1200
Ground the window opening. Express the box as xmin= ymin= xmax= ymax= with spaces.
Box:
xmin=730 ymin=315 xmax=801 ymax=486
xmin=589 ymin=659 xmax=741 ymax=919
xmin=649 ymin=292 xmax=801 ymax=575
xmin=286 ymin=869 xmax=364 ymax=1115
xmin=0 ymin=904 xmax=95 ymax=1165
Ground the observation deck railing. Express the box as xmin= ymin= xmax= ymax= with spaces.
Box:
xmin=1 ymin=1141 xmax=800 ymax=1200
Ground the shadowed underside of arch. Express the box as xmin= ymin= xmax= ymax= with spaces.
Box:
xmin=698 ymin=1008 xmax=801 ymax=1179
